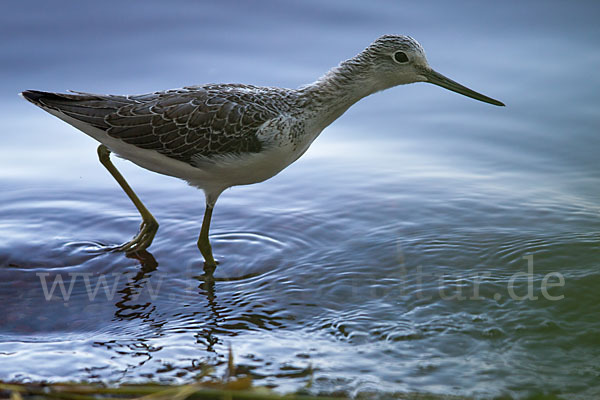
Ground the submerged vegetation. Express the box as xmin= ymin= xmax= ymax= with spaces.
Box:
xmin=0 ymin=348 xmax=329 ymax=400
xmin=0 ymin=381 xmax=331 ymax=400
xmin=0 ymin=349 xmax=484 ymax=399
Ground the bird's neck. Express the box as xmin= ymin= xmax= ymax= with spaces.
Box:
xmin=298 ymin=55 xmax=383 ymax=131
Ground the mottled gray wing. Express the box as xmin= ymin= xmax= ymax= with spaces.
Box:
xmin=22 ymin=87 xmax=280 ymax=164
xmin=105 ymin=87 xmax=282 ymax=162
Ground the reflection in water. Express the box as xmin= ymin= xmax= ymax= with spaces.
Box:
xmin=106 ymin=250 xmax=226 ymax=374
xmin=1 ymin=0 xmax=600 ymax=398
xmin=196 ymin=261 xmax=220 ymax=354
xmin=110 ymin=249 xmax=226 ymax=357
xmin=114 ymin=250 xmax=158 ymax=321
xmin=99 ymin=244 xmax=292 ymax=375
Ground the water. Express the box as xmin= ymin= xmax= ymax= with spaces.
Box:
xmin=1 ymin=0 xmax=600 ymax=398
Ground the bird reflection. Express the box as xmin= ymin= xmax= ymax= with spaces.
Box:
xmin=114 ymin=250 xmax=159 ymax=320
xmin=112 ymin=250 xmax=224 ymax=355
xmin=195 ymin=261 xmax=220 ymax=352
xmin=106 ymin=249 xmax=287 ymax=380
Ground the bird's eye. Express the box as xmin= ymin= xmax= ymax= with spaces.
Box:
xmin=393 ymin=51 xmax=409 ymax=63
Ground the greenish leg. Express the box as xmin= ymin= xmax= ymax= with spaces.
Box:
xmin=197 ymin=203 xmax=217 ymax=268
xmin=97 ymin=144 xmax=159 ymax=253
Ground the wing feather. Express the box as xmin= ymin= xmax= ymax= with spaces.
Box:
xmin=22 ymin=85 xmax=289 ymax=164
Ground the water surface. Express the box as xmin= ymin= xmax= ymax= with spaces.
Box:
xmin=1 ymin=1 xmax=599 ymax=398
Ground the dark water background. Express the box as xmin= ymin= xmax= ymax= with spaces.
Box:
xmin=1 ymin=1 xmax=599 ymax=398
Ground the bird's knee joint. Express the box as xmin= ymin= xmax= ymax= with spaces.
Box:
xmin=97 ymin=145 xmax=111 ymax=164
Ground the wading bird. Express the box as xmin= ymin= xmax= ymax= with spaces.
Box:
xmin=22 ymin=35 xmax=504 ymax=269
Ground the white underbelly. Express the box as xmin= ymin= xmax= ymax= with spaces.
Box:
xmin=43 ymin=108 xmax=308 ymax=196
xmin=189 ymin=142 xmax=302 ymax=189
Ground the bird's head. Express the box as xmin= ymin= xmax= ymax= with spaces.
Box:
xmin=363 ymin=35 xmax=504 ymax=106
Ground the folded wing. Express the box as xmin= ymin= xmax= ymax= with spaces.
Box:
xmin=22 ymin=85 xmax=281 ymax=164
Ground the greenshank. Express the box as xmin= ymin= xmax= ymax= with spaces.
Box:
xmin=21 ymin=35 xmax=504 ymax=268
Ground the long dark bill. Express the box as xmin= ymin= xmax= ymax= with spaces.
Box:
xmin=424 ymin=68 xmax=505 ymax=106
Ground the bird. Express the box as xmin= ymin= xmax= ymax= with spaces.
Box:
xmin=21 ymin=35 xmax=504 ymax=269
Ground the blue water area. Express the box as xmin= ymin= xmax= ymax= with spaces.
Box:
xmin=1 ymin=1 xmax=599 ymax=398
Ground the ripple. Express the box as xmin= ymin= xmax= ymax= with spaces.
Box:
xmin=213 ymin=231 xmax=287 ymax=249
xmin=211 ymin=231 xmax=288 ymax=273
xmin=1 ymin=149 xmax=599 ymax=398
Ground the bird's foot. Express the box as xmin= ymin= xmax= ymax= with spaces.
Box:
xmin=202 ymin=260 xmax=218 ymax=275
xmin=116 ymin=218 xmax=159 ymax=253
xmin=201 ymin=255 xmax=218 ymax=271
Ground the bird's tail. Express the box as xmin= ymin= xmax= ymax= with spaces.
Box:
xmin=19 ymin=90 xmax=122 ymax=131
